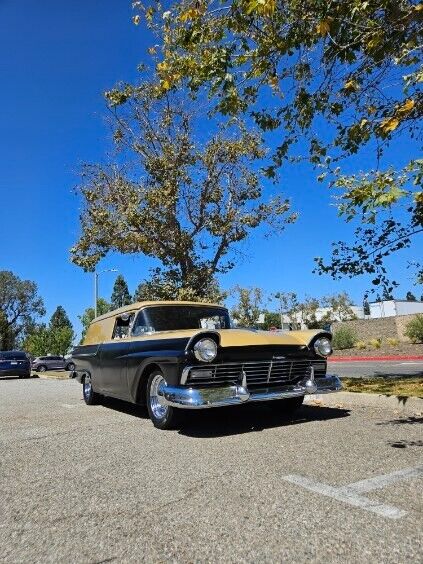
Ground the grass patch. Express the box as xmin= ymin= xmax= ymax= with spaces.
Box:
xmin=341 ymin=377 xmax=423 ymax=398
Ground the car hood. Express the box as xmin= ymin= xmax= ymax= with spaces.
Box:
xmin=130 ymin=328 xmax=328 ymax=348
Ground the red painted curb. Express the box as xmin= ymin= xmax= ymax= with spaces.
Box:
xmin=329 ymin=355 xmax=423 ymax=362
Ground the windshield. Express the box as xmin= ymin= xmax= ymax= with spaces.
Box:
xmin=0 ymin=351 xmax=28 ymax=360
xmin=132 ymin=306 xmax=231 ymax=335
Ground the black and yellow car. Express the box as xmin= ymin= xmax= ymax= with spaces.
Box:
xmin=72 ymin=301 xmax=341 ymax=429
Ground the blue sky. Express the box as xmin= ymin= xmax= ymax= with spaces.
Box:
xmin=1 ymin=0 xmax=421 ymax=337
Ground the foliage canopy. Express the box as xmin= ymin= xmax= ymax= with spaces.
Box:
xmin=134 ymin=0 xmax=423 ymax=292
xmin=72 ymin=82 xmax=295 ymax=298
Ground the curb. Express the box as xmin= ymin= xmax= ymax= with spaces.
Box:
xmin=329 ymin=355 xmax=423 ymax=362
xmin=35 ymin=372 xmax=70 ymax=380
xmin=305 ymin=391 xmax=423 ymax=413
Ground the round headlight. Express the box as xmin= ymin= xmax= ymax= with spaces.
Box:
xmin=193 ymin=338 xmax=217 ymax=362
xmin=314 ymin=337 xmax=332 ymax=357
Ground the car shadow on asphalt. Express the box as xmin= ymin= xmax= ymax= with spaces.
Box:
xmin=98 ymin=397 xmax=350 ymax=436
xmin=176 ymin=404 xmax=351 ymax=438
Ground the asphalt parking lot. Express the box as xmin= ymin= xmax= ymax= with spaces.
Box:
xmin=1 ymin=378 xmax=422 ymax=563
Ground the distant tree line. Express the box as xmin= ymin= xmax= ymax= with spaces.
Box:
xmin=1 ymin=270 xmax=422 ymax=351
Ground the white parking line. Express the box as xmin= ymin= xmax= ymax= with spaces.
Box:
xmin=343 ymin=466 xmax=423 ymax=494
xmin=283 ymin=465 xmax=423 ymax=519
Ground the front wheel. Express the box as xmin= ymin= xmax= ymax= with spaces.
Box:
xmin=37 ymin=365 xmax=47 ymax=372
xmin=146 ymin=371 xmax=180 ymax=430
xmin=82 ymin=374 xmax=101 ymax=405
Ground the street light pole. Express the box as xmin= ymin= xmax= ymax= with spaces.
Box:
xmin=94 ymin=269 xmax=118 ymax=318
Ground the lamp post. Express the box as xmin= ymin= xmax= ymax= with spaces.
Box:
xmin=94 ymin=269 xmax=118 ymax=318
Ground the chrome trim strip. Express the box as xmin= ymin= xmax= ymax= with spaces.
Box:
xmin=160 ymin=375 xmax=342 ymax=409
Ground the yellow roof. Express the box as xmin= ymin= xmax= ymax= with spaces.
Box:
xmin=93 ymin=300 xmax=224 ymax=322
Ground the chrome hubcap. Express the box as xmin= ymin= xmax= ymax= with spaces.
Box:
xmin=149 ymin=374 xmax=168 ymax=420
xmin=83 ymin=375 xmax=92 ymax=399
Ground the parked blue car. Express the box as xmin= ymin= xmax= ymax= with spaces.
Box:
xmin=0 ymin=351 xmax=31 ymax=378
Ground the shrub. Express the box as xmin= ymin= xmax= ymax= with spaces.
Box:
xmin=354 ymin=340 xmax=367 ymax=350
xmin=386 ymin=337 xmax=399 ymax=347
xmin=332 ymin=327 xmax=356 ymax=350
xmin=404 ymin=314 xmax=423 ymax=343
xmin=368 ymin=338 xmax=382 ymax=349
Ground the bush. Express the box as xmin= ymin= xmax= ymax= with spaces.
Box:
xmin=354 ymin=340 xmax=367 ymax=350
xmin=368 ymin=338 xmax=382 ymax=349
xmin=332 ymin=327 xmax=356 ymax=350
xmin=386 ymin=337 xmax=399 ymax=347
xmin=404 ymin=314 xmax=423 ymax=343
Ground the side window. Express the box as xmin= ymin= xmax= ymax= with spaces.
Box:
xmin=112 ymin=313 xmax=135 ymax=339
xmin=131 ymin=310 xmax=154 ymax=337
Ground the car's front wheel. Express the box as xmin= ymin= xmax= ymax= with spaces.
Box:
xmin=146 ymin=371 xmax=180 ymax=430
xmin=37 ymin=365 xmax=47 ymax=372
xmin=82 ymin=374 xmax=101 ymax=405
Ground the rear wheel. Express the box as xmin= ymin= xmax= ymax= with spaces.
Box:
xmin=65 ymin=362 xmax=75 ymax=371
xmin=82 ymin=374 xmax=101 ymax=405
xmin=269 ymin=396 xmax=304 ymax=415
xmin=146 ymin=371 xmax=180 ymax=430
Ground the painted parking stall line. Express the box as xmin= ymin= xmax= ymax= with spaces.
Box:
xmin=343 ymin=466 xmax=423 ymax=494
xmin=282 ymin=465 xmax=423 ymax=520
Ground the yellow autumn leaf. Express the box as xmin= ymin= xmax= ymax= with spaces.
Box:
xmin=179 ymin=7 xmax=200 ymax=22
xmin=148 ymin=47 xmax=157 ymax=55
xmin=316 ymin=20 xmax=331 ymax=36
xmin=344 ymin=79 xmax=359 ymax=92
xmin=367 ymin=105 xmax=377 ymax=115
xmin=157 ymin=61 xmax=169 ymax=72
xmin=268 ymin=76 xmax=279 ymax=89
xmin=398 ymin=99 xmax=415 ymax=114
xmin=380 ymin=117 xmax=399 ymax=133
xmin=244 ymin=0 xmax=275 ymax=17
xmin=132 ymin=15 xmax=141 ymax=25
xmin=414 ymin=3 xmax=423 ymax=11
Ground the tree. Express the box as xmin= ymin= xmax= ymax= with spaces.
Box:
xmin=133 ymin=268 xmax=226 ymax=303
xmin=274 ymin=292 xmax=300 ymax=328
xmin=296 ymin=297 xmax=321 ymax=329
xmin=363 ymin=299 xmax=371 ymax=316
xmin=231 ymin=286 xmax=265 ymax=327
xmin=321 ymin=292 xmax=357 ymax=322
xmin=111 ymin=275 xmax=132 ymax=309
xmin=24 ymin=325 xmax=74 ymax=357
xmin=406 ymin=290 xmax=417 ymax=301
xmin=0 ymin=271 xmax=45 ymax=349
xmin=71 ymin=81 xmax=296 ymax=299
xmin=78 ymin=298 xmax=111 ymax=343
xmin=49 ymin=306 xmax=73 ymax=332
xmin=382 ymin=287 xmax=394 ymax=300
xmin=135 ymin=0 xmax=423 ymax=291
xmin=261 ymin=311 xmax=281 ymax=330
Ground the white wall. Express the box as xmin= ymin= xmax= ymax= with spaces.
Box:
xmin=395 ymin=301 xmax=423 ymax=316
xmin=369 ymin=300 xmax=423 ymax=318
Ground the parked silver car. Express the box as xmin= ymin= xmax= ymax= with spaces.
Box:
xmin=31 ymin=355 xmax=75 ymax=372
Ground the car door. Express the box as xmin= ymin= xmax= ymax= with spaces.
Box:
xmin=98 ymin=312 xmax=135 ymax=400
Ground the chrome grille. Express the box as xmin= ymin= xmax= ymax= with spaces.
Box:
xmin=185 ymin=359 xmax=326 ymax=387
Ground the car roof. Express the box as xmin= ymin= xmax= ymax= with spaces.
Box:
xmin=93 ymin=300 xmax=226 ymax=323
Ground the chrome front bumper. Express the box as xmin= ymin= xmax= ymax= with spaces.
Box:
xmin=159 ymin=374 xmax=342 ymax=410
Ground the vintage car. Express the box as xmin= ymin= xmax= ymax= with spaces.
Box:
xmin=72 ymin=301 xmax=341 ymax=429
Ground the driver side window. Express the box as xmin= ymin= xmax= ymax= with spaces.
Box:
xmin=112 ymin=313 xmax=135 ymax=339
